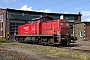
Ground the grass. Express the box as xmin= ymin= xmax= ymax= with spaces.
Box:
xmin=7 ymin=43 xmax=90 ymax=60
xmin=0 ymin=38 xmax=10 ymax=44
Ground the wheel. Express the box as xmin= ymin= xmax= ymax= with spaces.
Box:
xmin=62 ymin=41 xmax=67 ymax=46
xmin=38 ymin=38 xmax=42 ymax=45
xmin=48 ymin=38 xmax=54 ymax=46
xmin=67 ymin=38 xmax=70 ymax=46
xmin=15 ymin=37 xmax=19 ymax=41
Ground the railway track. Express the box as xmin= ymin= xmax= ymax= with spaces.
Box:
xmin=8 ymin=40 xmax=90 ymax=53
xmin=58 ymin=42 xmax=90 ymax=53
xmin=1 ymin=41 xmax=90 ymax=60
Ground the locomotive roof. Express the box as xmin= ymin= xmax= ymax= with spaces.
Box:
xmin=40 ymin=16 xmax=54 ymax=20
xmin=32 ymin=16 xmax=54 ymax=20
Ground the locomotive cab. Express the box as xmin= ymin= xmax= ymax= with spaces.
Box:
xmin=59 ymin=20 xmax=70 ymax=46
xmin=40 ymin=16 xmax=54 ymax=22
xmin=60 ymin=20 xmax=70 ymax=35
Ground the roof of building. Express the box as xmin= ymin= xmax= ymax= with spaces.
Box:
xmin=0 ymin=8 xmax=82 ymax=16
xmin=75 ymin=22 xmax=90 ymax=24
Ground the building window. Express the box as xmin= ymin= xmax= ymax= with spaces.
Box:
xmin=80 ymin=31 xmax=83 ymax=37
xmin=1 ymin=23 xmax=3 ymax=28
xmin=0 ymin=30 xmax=2 ymax=36
xmin=0 ymin=22 xmax=1 ymax=29
xmin=64 ymin=16 xmax=74 ymax=22
xmin=0 ymin=14 xmax=4 ymax=36
xmin=0 ymin=14 xmax=4 ymax=21
xmin=0 ymin=23 xmax=3 ymax=36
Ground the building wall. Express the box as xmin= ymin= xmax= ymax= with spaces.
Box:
xmin=74 ymin=12 xmax=81 ymax=22
xmin=7 ymin=10 xmax=82 ymax=40
xmin=85 ymin=23 xmax=90 ymax=40
xmin=9 ymin=20 xmax=25 ymax=40
xmin=75 ymin=23 xmax=85 ymax=40
xmin=0 ymin=9 xmax=6 ymax=38
xmin=75 ymin=22 xmax=90 ymax=41
xmin=74 ymin=16 xmax=81 ymax=22
xmin=0 ymin=8 xmax=82 ymax=39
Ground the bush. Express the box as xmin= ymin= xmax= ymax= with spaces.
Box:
xmin=0 ymin=38 xmax=10 ymax=43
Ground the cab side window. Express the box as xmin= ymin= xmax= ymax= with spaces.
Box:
xmin=40 ymin=18 xmax=45 ymax=22
xmin=29 ymin=20 xmax=37 ymax=24
xmin=60 ymin=23 xmax=63 ymax=26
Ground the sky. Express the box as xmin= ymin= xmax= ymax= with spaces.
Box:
xmin=0 ymin=0 xmax=90 ymax=22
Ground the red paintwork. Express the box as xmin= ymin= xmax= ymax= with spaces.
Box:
xmin=60 ymin=20 xmax=70 ymax=34
xmin=30 ymin=20 xmax=40 ymax=34
xmin=18 ymin=16 xmax=70 ymax=35
xmin=18 ymin=26 xmax=21 ymax=34
xmin=18 ymin=20 xmax=40 ymax=35
xmin=41 ymin=20 xmax=60 ymax=34
xmin=18 ymin=24 xmax=31 ymax=35
xmin=41 ymin=19 xmax=69 ymax=35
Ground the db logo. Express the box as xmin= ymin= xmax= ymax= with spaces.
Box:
xmin=23 ymin=26 xmax=29 ymax=31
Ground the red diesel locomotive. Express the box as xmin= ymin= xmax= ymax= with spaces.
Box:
xmin=15 ymin=16 xmax=77 ymax=46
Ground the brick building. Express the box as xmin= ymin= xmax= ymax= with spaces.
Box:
xmin=75 ymin=22 xmax=90 ymax=41
xmin=0 ymin=8 xmax=82 ymax=40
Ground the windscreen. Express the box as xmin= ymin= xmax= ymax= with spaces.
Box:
xmin=60 ymin=20 xmax=70 ymax=34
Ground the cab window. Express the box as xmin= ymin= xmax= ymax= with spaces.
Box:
xmin=66 ymin=23 xmax=69 ymax=26
xmin=40 ymin=18 xmax=45 ymax=22
xmin=30 ymin=21 xmax=37 ymax=24
xmin=60 ymin=23 xmax=63 ymax=26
